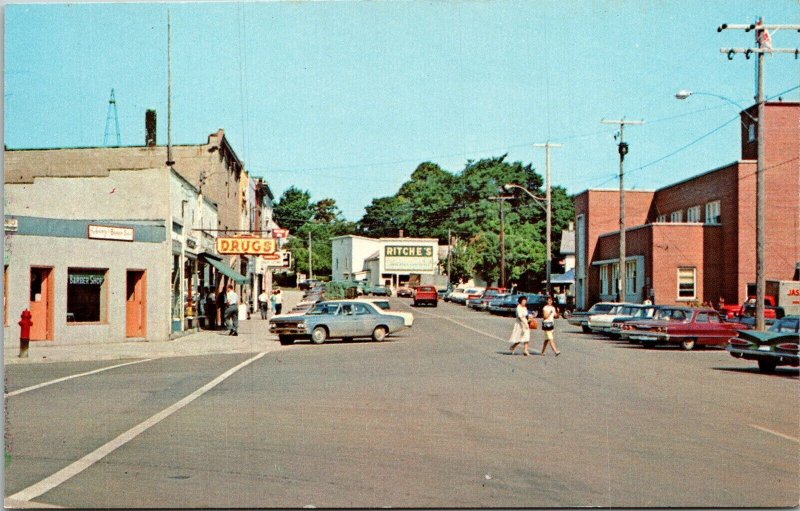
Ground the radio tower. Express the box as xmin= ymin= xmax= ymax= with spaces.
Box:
xmin=103 ymin=88 xmax=121 ymax=146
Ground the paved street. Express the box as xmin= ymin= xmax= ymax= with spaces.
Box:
xmin=5 ymin=298 xmax=798 ymax=508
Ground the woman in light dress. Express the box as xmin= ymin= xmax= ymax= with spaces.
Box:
xmin=509 ymin=295 xmax=532 ymax=356
xmin=540 ymin=296 xmax=561 ymax=356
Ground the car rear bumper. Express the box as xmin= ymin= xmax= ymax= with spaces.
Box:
xmin=727 ymin=347 xmax=800 ymax=364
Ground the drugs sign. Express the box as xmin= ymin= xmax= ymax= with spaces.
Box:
xmin=216 ymin=237 xmax=276 ymax=255
xmin=384 ymin=245 xmax=435 ymax=271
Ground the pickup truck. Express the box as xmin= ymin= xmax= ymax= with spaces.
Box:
xmin=620 ymin=307 xmax=746 ymax=350
xmin=413 ymin=285 xmax=438 ymax=307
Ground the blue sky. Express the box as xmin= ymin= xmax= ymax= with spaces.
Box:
xmin=4 ymin=0 xmax=799 ymax=220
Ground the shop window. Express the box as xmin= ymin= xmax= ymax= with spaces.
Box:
xmin=670 ymin=210 xmax=683 ymax=222
xmin=705 ymin=201 xmax=721 ymax=224
xmin=67 ymin=268 xmax=108 ymax=323
xmin=686 ymin=206 xmax=701 ymax=223
xmin=677 ymin=267 xmax=696 ymax=300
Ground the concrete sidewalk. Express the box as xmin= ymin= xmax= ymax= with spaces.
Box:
xmin=3 ymin=318 xmax=285 ymax=365
xmin=3 ymin=289 xmax=305 ymax=365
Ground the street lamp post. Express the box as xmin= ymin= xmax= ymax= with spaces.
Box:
xmin=502 ymin=183 xmax=549 ymax=294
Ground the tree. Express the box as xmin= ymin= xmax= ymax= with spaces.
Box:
xmin=359 ymin=196 xmax=412 ymax=238
xmin=396 ymin=162 xmax=456 ymax=240
xmin=273 ymin=187 xmax=314 ymax=232
xmin=314 ymin=198 xmax=342 ymax=224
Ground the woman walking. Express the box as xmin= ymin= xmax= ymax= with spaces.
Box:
xmin=540 ymin=295 xmax=561 ymax=356
xmin=509 ymin=295 xmax=532 ymax=356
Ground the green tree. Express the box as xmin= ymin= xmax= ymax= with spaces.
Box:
xmin=396 ymin=162 xmax=456 ymax=240
xmin=273 ymin=187 xmax=315 ymax=232
xmin=359 ymin=195 xmax=412 ymax=238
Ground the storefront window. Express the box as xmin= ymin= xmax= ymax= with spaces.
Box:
xmin=171 ymin=254 xmax=181 ymax=321
xmin=67 ymin=268 xmax=108 ymax=322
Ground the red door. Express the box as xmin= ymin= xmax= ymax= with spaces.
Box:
xmin=126 ymin=270 xmax=147 ymax=337
xmin=29 ymin=267 xmax=54 ymax=340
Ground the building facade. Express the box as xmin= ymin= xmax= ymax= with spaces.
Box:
xmin=331 ymin=235 xmax=440 ymax=288
xmin=574 ymin=102 xmax=800 ymax=309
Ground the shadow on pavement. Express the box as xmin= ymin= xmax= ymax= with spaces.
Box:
xmin=712 ymin=366 xmax=799 ymax=379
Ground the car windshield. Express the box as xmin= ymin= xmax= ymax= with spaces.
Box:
xmin=307 ymin=303 xmax=340 ymax=315
xmin=589 ymin=303 xmax=615 ymax=313
xmin=769 ymin=317 xmax=799 ymax=333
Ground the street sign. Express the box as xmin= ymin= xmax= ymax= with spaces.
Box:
xmin=216 ymin=237 xmax=276 ymax=255
xmin=272 ymin=228 xmax=289 ymax=239
xmin=263 ymin=251 xmax=292 ymax=268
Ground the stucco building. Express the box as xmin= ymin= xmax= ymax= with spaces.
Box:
xmin=331 ymin=235 xmax=441 ymax=288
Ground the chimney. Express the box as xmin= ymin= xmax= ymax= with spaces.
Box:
xmin=145 ymin=110 xmax=157 ymax=147
xmin=399 ymin=229 xmax=404 ymax=238
xmin=568 ymin=221 xmax=574 ymax=231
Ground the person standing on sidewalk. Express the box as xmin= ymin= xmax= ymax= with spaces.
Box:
xmin=540 ymin=296 xmax=561 ymax=356
xmin=273 ymin=289 xmax=283 ymax=315
xmin=258 ymin=289 xmax=270 ymax=319
xmin=224 ymin=285 xmax=240 ymax=336
xmin=204 ymin=288 xmax=217 ymax=329
xmin=508 ymin=295 xmax=532 ymax=356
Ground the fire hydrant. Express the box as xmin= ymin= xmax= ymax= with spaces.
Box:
xmin=18 ymin=309 xmax=33 ymax=358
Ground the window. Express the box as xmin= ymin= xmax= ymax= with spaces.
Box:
xmin=611 ymin=263 xmax=619 ymax=295
xmin=626 ymin=260 xmax=637 ymax=295
xmin=67 ymin=268 xmax=108 ymax=323
xmin=696 ymin=312 xmax=708 ymax=323
xmin=600 ymin=265 xmax=609 ymax=295
xmin=656 ymin=214 xmax=667 ymax=223
xmin=677 ymin=268 xmax=696 ymax=300
xmin=748 ymin=123 xmax=756 ymax=142
xmin=705 ymin=201 xmax=721 ymax=224
xmin=686 ymin=205 xmax=701 ymax=223
xmin=670 ymin=210 xmax=683 ymax=223
xmin=353 ymin=303 xmax=371 ymax=315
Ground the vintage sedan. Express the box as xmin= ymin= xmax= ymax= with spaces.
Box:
xmin=621 ymin=307 xmax=746 ymax=350
xmin=608 ymin=305 xmax=660 ymax=338
xmin=567 ymin=302 xmax=617 ymax=333
xmin=269 ymin=300 xmax=405 ymax=345
xmin=727 ymin=315 xmax=799 ymax=372
xmin=396 ymin=286 xmax=414 ymax=298
xmin=587 ymin=303 xmax=640 ymax=334
xmin=358 ymin=298 xmax=415 ymax=327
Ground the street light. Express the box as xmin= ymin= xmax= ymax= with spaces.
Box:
xmin=503 ymin=183 xmax=552 ymax=295
xmin=676 ymin=89 xmax=764 ymax=330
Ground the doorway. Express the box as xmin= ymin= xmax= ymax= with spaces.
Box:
xmin=29 ymin=267 xmax=54 ymax=340
xmin=126 ymin=270 xmax=147 ymax=338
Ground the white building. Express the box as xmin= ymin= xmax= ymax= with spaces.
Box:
xmin=331 ymin=235 xmax=440 ymax=288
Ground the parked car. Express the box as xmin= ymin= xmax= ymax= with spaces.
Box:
xmin=727 ymin=304 xmax=785 ymax=327
xmin=587 ymin=303 xmax=641 ymax=334
xmin=437 ymin=288 xmax=449 ymax=299
xmin=567 ymin=302 xmax=617 ymax=333
xmin=487 ymin=293 xmax=544 ymax=316
xmin=608 ymin=306 xmax=660 ymax=338
xmin=449 ymin=287 xmax=484 ymax=305
xmin=467 ymin=290 xmax=508 ymax=311
xmin=396 ymin=286 xmax=414 ymax=298
xmin=413 ymin=285 xmax=439 ymax=307
xmin=298 ymin=279 xmax=321 ymax=291
xmin=369 ymin=285 xmax=393 ymax=297
xmin=269 ymin=300 xmax=405 ymax=345
xmin=620 ymin=307 xmax=746 ymax=350
xmin=727 ymin=315 xmax=799 ymax=372
xmin=358 ymin=298 xmax=414 ymax=327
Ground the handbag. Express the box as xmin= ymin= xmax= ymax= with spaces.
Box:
xmin=528 ymin=318 xmax=538 ymax=329
xmin=542 ymin=320 xmax=554 ymax=331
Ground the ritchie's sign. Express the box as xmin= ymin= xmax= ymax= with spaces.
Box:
xmin=216 ymin=237 xmax=277 ymax=255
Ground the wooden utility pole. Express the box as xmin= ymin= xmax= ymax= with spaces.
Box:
xmin=600 ymin=119 xmax=643 ymax=302
xmin=533 ymin=142 xmax=563 ymax=296
xmin=489 ymin=196 xmax=513 ymax=288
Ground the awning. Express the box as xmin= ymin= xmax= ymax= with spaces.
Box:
xmin=201 ymin=253 xmax=248 ymax=284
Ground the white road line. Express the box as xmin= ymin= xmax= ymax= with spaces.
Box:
xmin=397 ymin=303 xmax=508 ymax=342
xmin=749 ymin=424 xmax=800 ymax=443
xmin=8 ymin=351 xmax=268 ymax=503
xmin=5 ymin=359 xmax=153 ymax=398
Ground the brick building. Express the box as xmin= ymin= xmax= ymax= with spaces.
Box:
xmin=574 ymin=102 xmax=799 ymax=309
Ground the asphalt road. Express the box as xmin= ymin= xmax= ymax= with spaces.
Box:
xmin=5 ymin=298 xmax=799 ymax=507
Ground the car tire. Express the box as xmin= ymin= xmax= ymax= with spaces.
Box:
xmin=581 ymin=325 xmax=591 ymax=333
xmin=278 ymin=335 xmax=294 ymax=346
xmin=758 ymin=359 xmax=778 ymax=373
xmin=681 ymin=338 xmax=696 ymax=351
xmin=432 ymin=302 xmax=438 ymax=308
xmin=311 ymin=326 xmax=327 ymax=344
xmin=372 ymin=326 xmax=388 ymax=342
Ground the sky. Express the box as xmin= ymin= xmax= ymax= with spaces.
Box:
xmin=4 ymin=0 xmax=799 ymax=220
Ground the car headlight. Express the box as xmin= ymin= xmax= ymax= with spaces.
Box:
xmin=297 ymin=322 xmax=306 ymax=329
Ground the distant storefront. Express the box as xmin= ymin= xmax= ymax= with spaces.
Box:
xmin=331 ymin=235 xmax=440 ymax=288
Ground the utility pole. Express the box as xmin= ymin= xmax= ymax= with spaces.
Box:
xmin=446 ymin=229 xmax=452 ymax=283
xmin=601 ymin=119 xmax=644 ymax=302
xmin=719 ymin=17 xmax=800 ymax=331
xmin=166 ymin=10 xmax=174 ymax=167
xmin=489 ymin=195 xmax=513 ymax=288
xmin=308 ymin=231 xmax=313 ymax=281
xmin=533 ymin=142 xmax=563 ymax=296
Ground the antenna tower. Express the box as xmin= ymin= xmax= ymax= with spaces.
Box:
xmin=103 ymin=88 xmax=121 ymax=146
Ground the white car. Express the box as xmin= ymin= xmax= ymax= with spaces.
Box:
xmin=357 ymin=298 xmax=414 ymax=327
xmin=449 ymin=287 xmax=485 ymax=305
xmin=587 ymin=303 xmax=638 ymax=333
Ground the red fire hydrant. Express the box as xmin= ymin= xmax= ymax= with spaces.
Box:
xmin=18 ymin=309 xmax=33 ymax=358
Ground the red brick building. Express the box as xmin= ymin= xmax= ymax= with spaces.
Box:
xmin=574 ymin=102 xmax=799 ymax=309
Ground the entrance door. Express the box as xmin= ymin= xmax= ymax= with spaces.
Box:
xmin=126 ymin=270 xmax=147 ymax=337
xmin=29 ymin=267 xmax=53 ymax=340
